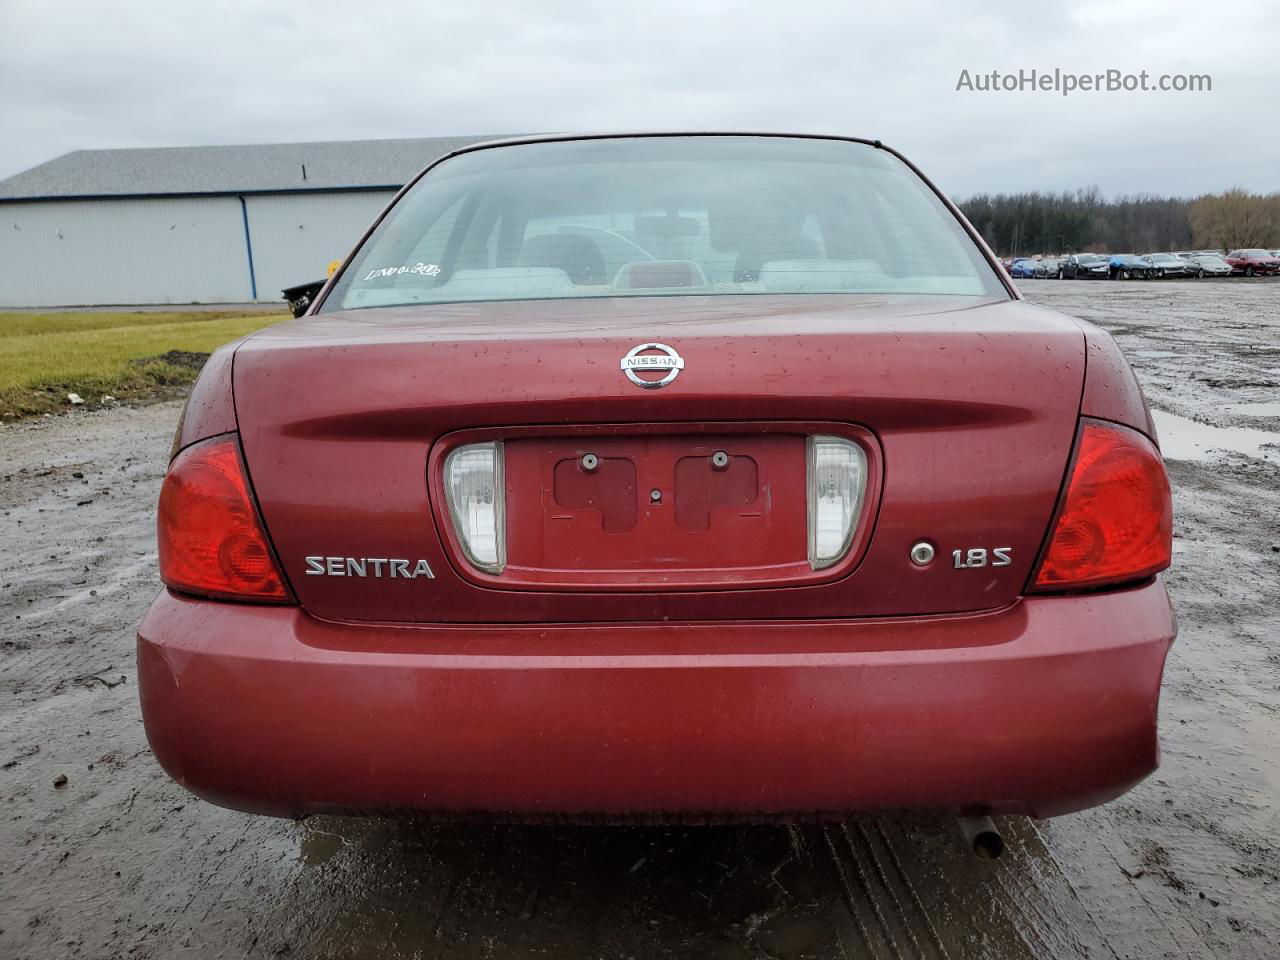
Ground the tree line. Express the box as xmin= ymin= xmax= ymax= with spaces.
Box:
xmin=957 ymin=189 xmax=1280 ymax=256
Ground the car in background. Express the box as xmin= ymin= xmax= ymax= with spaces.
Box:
xmin=1060 ymin=253 xmax=1109 ymax=279
xmin=1142 ymin=253 xmax=1194 ymax=278
xmin=137 ymin=132 xmax=1174 ymax=824
xmin=1225 ymin=249 xmax=1280 ymax=276
xmin=1186 ymin=253 xmax=1233 ymax=278
xmin=1036 ymin=257 xmax=1062 ymax=278
xmin=1010 ymin=258 xmax=1040 ymax=279
xmin=1108 ymin=254 xmax=1157 ymax=280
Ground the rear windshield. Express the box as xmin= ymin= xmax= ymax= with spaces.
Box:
xmin=323 ymin=136 xmax=1007 ymax=312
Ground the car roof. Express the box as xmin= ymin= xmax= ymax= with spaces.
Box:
xmin=430 ymin=132 xmax=894 ymax=170
xmin=455 ymin=130 xmax=883 ymax=149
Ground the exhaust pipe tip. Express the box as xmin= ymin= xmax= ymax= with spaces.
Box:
xmin=957 ymin=815 xmax=1005 ymax=860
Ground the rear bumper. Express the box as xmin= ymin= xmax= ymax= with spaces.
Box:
xmin=137 ymin=581 xmax=1175 ymax=820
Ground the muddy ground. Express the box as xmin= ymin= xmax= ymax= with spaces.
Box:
xmin=2 ymin=280 xmax=1278 ymax=959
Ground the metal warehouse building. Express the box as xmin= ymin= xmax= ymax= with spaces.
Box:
xmin=0 ymin=136 xmax=497 ymax=307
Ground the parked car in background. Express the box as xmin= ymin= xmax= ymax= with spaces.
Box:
xmin=137 ymin=132 xmax=1174 ymax=824
xmin=1108 ymin=254 xmax=1156 ymax=280
xmin=1142 ymin=253 xmax=1194 ymax=278
xmin=1186 ymin=253 xmax=1233 ymax=278
xmin=1060 ymin=253 xmax=1109 ymax=279
xmin=1225 ymin=249 xmax=1280 ymax=276
xmin=1010 ymin=258 xmax=1038 ymax=279
xmin=1036 ymin=257 xmax=1062 ymax=278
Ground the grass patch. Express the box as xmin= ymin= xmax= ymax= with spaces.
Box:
xmin=0 ymin=310 xmax=286 ymax=418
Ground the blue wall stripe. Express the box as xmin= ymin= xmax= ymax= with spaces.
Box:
xmin=238 ymin=195 xmax=258 ymax=300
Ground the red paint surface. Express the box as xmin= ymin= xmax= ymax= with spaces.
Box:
xmin=506 ymin=431 xmax=806 ymax=586
xmin=171 ymin=339 xmax=240 ymax=460
xmin=138 ymin=580 xmax=1174 ymax=819
xmin=1224 ymin=252 xmax=1280 ymax=275
xmin=1077 ymin=323 xmax=1157 ymax=440
xmin=233 ymin=294 xmax=1091 ymax=623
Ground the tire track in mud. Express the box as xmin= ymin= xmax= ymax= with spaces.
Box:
xmin=805 ymin=816 xmax=1159 ymax=960
xmin=818 ymin=821 xmax=951 ymax=959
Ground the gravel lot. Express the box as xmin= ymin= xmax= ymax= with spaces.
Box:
xmin=2 ymin=280 xmax=1278 ymax=959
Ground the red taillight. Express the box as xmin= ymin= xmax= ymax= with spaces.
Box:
xmin=158 ymin=435 xmax=291 ymax=602
xmin=1031 ymin=419 xmax=1172 ymax=592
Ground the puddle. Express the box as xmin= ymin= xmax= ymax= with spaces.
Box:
xmin=1227 ymin=401 xmax=1280 ymax=417
xmin=300 ymin=829 xmax=347 ymax=866
xmin=1151 ymin=410 xmax=1280 ymax=463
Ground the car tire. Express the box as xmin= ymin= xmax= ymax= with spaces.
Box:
xmin=1197 ymin=268 xmax=1205 ymax=279
xmin=1246 ymin=266 xmax=1255 ymax=277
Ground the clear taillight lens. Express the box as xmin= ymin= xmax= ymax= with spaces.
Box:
xmin=443 ymin=441 xmax=505 ymax=573
xmin=807 ymin=435 xmax=867 ymax=570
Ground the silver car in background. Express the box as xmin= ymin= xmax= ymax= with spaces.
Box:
xmin=1186 ymin=253 xmax=1233 ymax=278
xmin=1143 ymin=252 xmax=1194 ymax=278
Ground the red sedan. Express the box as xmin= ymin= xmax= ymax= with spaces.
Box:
xmin=1225 ymin=249 xmax=1280 ymax=276
xmin=138 ymin=134 xmax=1174 ymax=823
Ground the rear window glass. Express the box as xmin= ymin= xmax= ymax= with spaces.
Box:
xmin=323 ymin=136 xmax=1007 ymax=311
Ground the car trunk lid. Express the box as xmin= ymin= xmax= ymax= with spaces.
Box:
xmin=233 ymin=294 xmax=1083 ymax=623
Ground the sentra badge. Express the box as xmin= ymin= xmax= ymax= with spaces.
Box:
xmin=304 ymin=556 xmax=434 ymax=579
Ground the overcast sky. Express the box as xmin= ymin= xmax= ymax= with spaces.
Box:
xmin=0 ymin=0 xmax=1274 ymax=199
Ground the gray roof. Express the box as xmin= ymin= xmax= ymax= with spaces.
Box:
xmin=0 ymin=135 xmax=507 ymax=201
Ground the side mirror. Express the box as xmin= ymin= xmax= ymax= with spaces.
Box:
xmin=282 ymin=280 xmax=326 ymax=318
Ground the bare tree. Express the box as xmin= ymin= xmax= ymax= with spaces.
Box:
xmin=1189 ymin=190 xmax=1280 ymax=251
